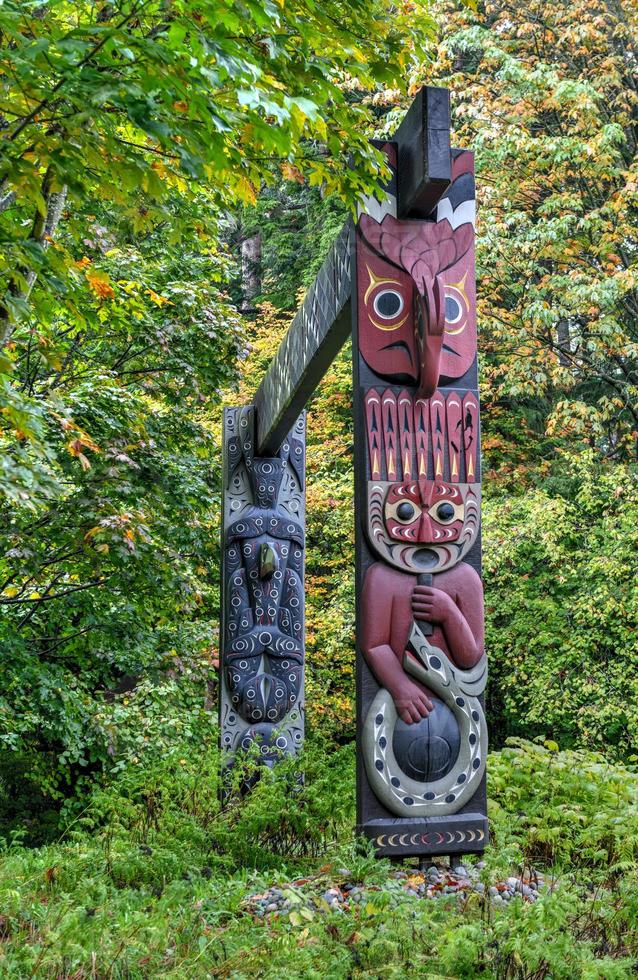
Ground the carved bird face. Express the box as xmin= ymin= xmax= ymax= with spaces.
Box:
xmin=357 ymin=215 xmax=476 ymax=391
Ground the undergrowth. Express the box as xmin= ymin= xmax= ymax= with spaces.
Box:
xmin=0 ymin=737 xmax=636 ymax=977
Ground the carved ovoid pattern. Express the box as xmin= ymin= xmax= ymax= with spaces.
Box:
xmin=363 ymin=622 xmax=487 ymax=817
xmin=220 ymin=407 xmax=305 ymax=776
xmin=354 ymin=149 xmax=489 ymax=854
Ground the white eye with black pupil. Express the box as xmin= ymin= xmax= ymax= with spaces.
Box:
xmin=445 ymin=295 xmax=462 ymax=324
xmin=373 ymin=289 xmax=404 ymax=319
xmin=396 ymin=501 xmax=417 ymax=521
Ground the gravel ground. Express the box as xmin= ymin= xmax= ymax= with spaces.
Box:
xmin=244 ymin=861 xmax=547 ymax=919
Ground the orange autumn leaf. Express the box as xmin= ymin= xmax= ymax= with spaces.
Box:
xmin=86 ymin=270 xmax=115 ymax=301
xmin=280 ymin=162 xmax=305 ymax=184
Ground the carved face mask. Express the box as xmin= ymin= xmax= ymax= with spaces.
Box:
xmin=384 ymin=480 xmax=465 ymax=544
xmin=367 ymin=479 xmax=480 ymax=574
xmin=357 ymin=215 xmax=476 ymax=393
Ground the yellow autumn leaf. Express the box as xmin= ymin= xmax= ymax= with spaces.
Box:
xmin=146 ymin=288 xmax=170 ymax=307
xmin=236 ymin=176 xmax=257 ymax=205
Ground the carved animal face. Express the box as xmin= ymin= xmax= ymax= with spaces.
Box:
xmin=367 ymin=479 xmax=480 ymax=573
xmin=357 ymin=216 xmax=476 ymax=387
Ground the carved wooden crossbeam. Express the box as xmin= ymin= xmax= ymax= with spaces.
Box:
xmin=253 ymin=87 xmax=452 ymax=456
xmin=254 ymin=222 xmax=353 ymax=456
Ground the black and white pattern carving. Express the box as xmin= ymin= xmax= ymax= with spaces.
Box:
xmin=435 ymin=159 xmax=476 ymax=230
xmin=254 ymin=223 xmax=352 ymax=454
xmin=220 ymin=407 xmax=305 ymax=770
xmin=362 ymin=622 xmax=487 ymax=817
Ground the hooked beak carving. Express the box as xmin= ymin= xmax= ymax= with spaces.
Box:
xmin=359 ymin=214 xmax=473 ymax=397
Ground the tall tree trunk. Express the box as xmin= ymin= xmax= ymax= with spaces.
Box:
xmin=240 ymin=232 xmax=261 ymax=315
xmin=0 ymin=167 xmax=67 ymax=349
xmin=556 ymin=318 xmax=571 ymax=366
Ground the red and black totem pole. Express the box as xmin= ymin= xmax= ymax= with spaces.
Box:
xmin=353 ymin=90 xmax=488 ymax=857
xmin=221 ymin=86 xmax=487 ymax=858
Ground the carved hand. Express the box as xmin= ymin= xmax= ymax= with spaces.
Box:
xmin=391 ymin=674 xmax=433 ymax=725
xmin=411 ymin=585 xmax=456 ymax=624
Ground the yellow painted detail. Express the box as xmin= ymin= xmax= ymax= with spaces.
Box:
xmin=364 ymin=264 xmax=402 ymax=306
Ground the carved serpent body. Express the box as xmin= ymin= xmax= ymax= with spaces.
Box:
xmin=362 ymin=621 xmax=487 ymax=817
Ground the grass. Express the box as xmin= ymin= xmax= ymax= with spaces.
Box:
xmin=0 ymin=738 xmax=636 ymax=978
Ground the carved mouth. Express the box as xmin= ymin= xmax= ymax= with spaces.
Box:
xmin=412 ymin=547 xmax=439 ymax=569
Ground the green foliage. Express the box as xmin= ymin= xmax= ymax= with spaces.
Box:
xmin=228 ymin=186 xmax=349 ymax=311
xmin=0 ymin=0 xmax=433 ymax=346
xmin=0 ymin=0 xmax=436 ymax=812
xmin=0 ymin=198 xmax=241 ymax=801
xmin=425 ymin=0 xmax=638 ymax=471
xmin=2 ymin=5 xmax=638 ymax=977
xmin=490 ymin=738 xmax=638 ymax=873
xmin=0 ymin=739 xmax=637 ymax=977
xmin=484 ymin=454 xmax=638 ymax=757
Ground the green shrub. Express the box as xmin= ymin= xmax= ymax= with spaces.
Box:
xmin=484 ymin=455 xmax=638 ymax=758
xmin=489 ymin=738 xmax=638 ymax=873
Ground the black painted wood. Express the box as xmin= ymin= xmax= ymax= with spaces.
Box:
xmin=394 ymin=87 xmax=451 ymax=218
xmin=360 ymin=813 xmax=489 ymax=858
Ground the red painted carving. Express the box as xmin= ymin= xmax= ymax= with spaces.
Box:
xmin=381 ymin=389 xmax=399 ymax=482
xmin=355 ymin=113 xmax=485 ymax=848
xmin=414 ymin=396 xmax=429 ymax=480
xmin=357 ymin=245 xmax=416 ymax=384
xmin=362 ymin=560 xmax=484 ymax=725
xmin=365 ymin=389 xmax=382 ymax=480
xmin=397 ymin=389 xmax=414 ymax=481
xmin=383 ymin=480 xmax=466 ymax=545
xmin=451 ymin=149 xmax=474 ymax=181
xmin=438 ymin=245 xmax=476 ymax=384
xmin=445 ymin=391 xmax=463 ymax=483
xmin=360 ymin=391 xmax=484 ymax=727
xmin=430 ymin=390 xmax=447 ymax=481
xmin=462 ymin=391 xmax=479 ymax=482
xmin=357 ymin=214 xmax=474 ymax=395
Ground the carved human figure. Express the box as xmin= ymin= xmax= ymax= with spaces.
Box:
xmin=362 ymin=486 xmax=484 ymax=726
xmin=359 ymin=387 xmax=486 ymax=809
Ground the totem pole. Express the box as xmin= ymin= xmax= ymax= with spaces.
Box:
xmin=219 ymin=408 xmax=306 ymax=778
xmin=221 ymin=86 xmax=488 ymax=858
xmin=353 ymin=140 xmax=488 ymax=857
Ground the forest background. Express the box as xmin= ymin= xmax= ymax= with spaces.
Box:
xmin=1 ymin=0 xmax=638 ymax=976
